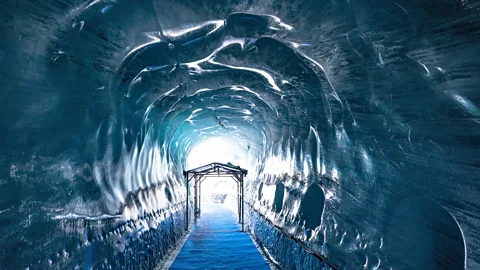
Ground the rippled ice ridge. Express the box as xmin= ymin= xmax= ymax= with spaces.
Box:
xmin=1 ymin=0 xmax=479 ymax=269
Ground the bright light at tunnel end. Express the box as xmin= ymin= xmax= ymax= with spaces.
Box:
xmin=186 ymin=137 xmax=249 ymax=170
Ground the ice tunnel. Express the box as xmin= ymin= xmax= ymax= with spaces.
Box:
xmin=0 ymin=0 xmax=479 ymax=269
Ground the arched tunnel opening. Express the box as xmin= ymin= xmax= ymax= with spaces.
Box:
xmin=0 ymin=0 xmax=478 ymax=269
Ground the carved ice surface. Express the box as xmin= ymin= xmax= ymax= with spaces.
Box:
xmin=0 ymin=0 xmax=479 ymax=269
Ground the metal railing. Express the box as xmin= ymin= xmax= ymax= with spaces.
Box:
xmin=245 ymin=202 xmax=338 ymax=270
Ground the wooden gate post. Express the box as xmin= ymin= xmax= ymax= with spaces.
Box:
xmin=241 ymin=173 xmax=244 ymax=232
xmin=185 ymin=173 xmax=189 ymax=230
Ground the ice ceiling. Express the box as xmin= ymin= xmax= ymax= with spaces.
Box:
xmin=0 ymin=0 xmax=479 ymax=269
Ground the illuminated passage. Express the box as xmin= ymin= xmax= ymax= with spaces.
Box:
xmin=169 ymin=204 xmax=270 ymax=269
xmin=1 ymin=1 xmax=478 ymax=269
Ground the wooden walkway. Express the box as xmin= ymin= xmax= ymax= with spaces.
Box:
xmin=167 ymin=204 xmax=270 ymax=269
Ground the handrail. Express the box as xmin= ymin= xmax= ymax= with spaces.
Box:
xmin=245 ymin=202 xmax=338 ymax=270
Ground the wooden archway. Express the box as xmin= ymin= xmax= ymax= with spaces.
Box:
xmin=183 ymin=162 xmax=247 ymax=231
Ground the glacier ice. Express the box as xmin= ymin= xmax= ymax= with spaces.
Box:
xmin=0 ymin=0 xmax=479 ymax=269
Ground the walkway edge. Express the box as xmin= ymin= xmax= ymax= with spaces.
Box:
xmin=247 ymin=231 xmax=279 ymax=270
xmin=158 ymin=228 xmax=193 ymax=270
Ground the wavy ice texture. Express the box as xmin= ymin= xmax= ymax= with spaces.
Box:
xmin=0 ymin=0 xmax=479 ymax=269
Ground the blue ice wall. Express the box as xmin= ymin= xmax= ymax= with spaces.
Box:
xmin=246 ymin=204 xmax=335 ymax=270
xmin=0 ymin=0 xmax=479 ymax=269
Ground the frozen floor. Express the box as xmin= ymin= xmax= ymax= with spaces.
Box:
xmin=169 ymin=203 xmax=270 ymax=270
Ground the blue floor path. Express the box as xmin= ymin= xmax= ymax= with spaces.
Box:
xmin=169 ymin=203 xmax=270 ymax=270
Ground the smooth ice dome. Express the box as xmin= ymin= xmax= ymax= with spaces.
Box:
xmin=0 ymin=0 xmax=479 ymax=269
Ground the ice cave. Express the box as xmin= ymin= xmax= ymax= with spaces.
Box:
xmin=0 ymin=0 xmax=479 ymax=269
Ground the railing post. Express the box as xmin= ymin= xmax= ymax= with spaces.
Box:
xmin=199 ymin=178 xmax=201 ymax=216
xmin=237 ymin=181 xmax=241 ymax=223
xmin=194 ymin=175 xmax=198 ymax=220
xmin=186 ymin=174 xmax=189 ymax=230
xmin=241 ymin=173 xmax=244 ymax=232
